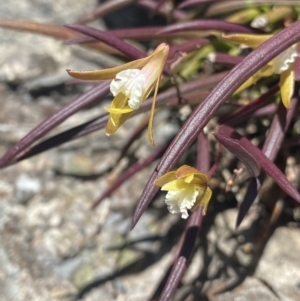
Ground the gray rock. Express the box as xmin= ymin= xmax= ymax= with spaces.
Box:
xmin=14 ymin=174 xmax=42 ymax=203
xmin=0 ymin=0 xmax=106 ymax=83
xmin=208 ymin=277 xmax=279 ymax=301
xmin=255 ymin=227 xmax=300 ymax=301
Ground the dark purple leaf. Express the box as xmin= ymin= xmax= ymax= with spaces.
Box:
xmin=64 ymin=24 xmax=147 ymax=59
xmin=157 ymin=208 xmax=204 ymax=301
xmin=214 ymin=126 xmax=261 ymax=178
xmin=249 ymin=103 xmax=278 ymax=118
xmin=170 ymin=38 xmax=209 ymax=55
xmin=208 ymin=142 xmax=222 ymax=178
xmin=0 ymin=20 xmax=118 ymax=53
xmin=197 ymin=131 xmax=210 ymax=172
xmin=159 ymin=20 xmax=262 ymax=35
xmin=284 ymin=137 xmax=300 ymax=148
xmin=294 ymin=42 xmax=300 ymax=81
xmin=236 ymin=177 xmax=261 ymax=228
xmin=207 ymin=52 xmax=244 ymax=66
xmin=179 ymin=0 xmax=222 ymax=9
xmin=64 ymin=26 xmax=199 ymax=44
xmin=262 ymin=98 xmax=298 ymax=160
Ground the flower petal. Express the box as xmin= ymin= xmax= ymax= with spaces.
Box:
xmin=68 ymin=43 xmax=169 ymax=81
xmin=234 ymin=64 xmax=273 ymax=94
xmin=154 ymin=171 xmax=176 ymax=187
xmin=192 ymin=187 xmax=212 ymax=215
xmin=105 ymin=107 xmax=133 ymax=114
xmin=148 ymin=77 xmax=159 ymax=146
xmin=222 ymin=33 xmax=272 ymax=48
xmin=106 ymin=93 xmax=133 ymax=135
xmin=146 ymin=44 xmax=169 ymax=145
xmin=175 ymin=165 xmax=201 ymax=179
xmin=67 ymin=56 xmax=151 ymax=81
xmin=161 ymin=179 xmax=192 ymax=191
xmin=280 ymin=64 xmax=294 ymax=109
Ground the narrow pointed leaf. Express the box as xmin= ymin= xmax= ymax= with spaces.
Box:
xmin=262 ymin=97 xmax=298 ymax=160
xmin=67 ymin=56 xmax=149 ymax=80
xmin=223 ymin=33 xmax=272 ymax=48
xmin=159 ymin=20 xmax=262 ymax=35
xmin=236 ymin=177 xmax=261 ymax=228
xmin=170 ymin=38 xmax=209 ymax=55
xmin=294 ymin=43 xmax=300 ymax=81
xmin=64 ymin=26 xmax=198 ymax=44
xmin=179 ymin=0 xmax=222 ymax=8
xmin=158 ymin=208 xmax=204 ymax=301
xmin=208 ymin=52 xmax=244 ymax=66
xmin=64 ymin=24 xmax=146 ymax=59
xmin=214 ymin=126 xmax=261 ymax=178
xmin=0 ymin=20 xmax=119 ymax=53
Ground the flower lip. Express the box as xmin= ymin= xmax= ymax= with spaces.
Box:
xmin=166 ymin=189 xmax=199 ymax=219
xmin=272 ymin=46 xmax=298 ymax=74
xmin=154 ymin=165 xmax=212 ymax=219
xmin=110 ymin=69 xmax=146 ymax=110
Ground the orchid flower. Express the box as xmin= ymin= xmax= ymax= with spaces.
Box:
xmin=223 ymin=33 xmax=299 ymax=108
xmin=154 ymin=165 xmax=212 ymax=219
xmin=67 ymin=43 xmax=169 ymax=145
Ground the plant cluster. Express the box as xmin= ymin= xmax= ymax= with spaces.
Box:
xmin=1 ymin=1 xmax=300 ymax=300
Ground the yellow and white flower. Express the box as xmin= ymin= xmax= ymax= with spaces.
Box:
xmin=67 ymin=43 xmax=170 ymax=145
xmin=223 ymin=33 xmax=299 ymax=108
xmin=154 ymin=165 xmax=212 ymax=219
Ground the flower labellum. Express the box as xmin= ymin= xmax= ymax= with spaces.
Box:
xmin=154 ymin=165 xmax=212 ymax=219
xmin=223 ymin=33 xmax=299 ymax=108
xmin=67 ymin=43 xmax=170 ymax=145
